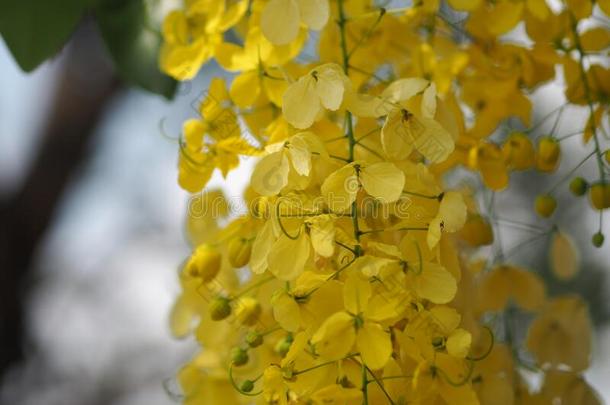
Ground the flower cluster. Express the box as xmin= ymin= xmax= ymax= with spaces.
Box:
xmin=160 ymin=0 xmax=608 ymax=404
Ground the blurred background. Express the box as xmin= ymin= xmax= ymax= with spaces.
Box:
xmin=0 ymin=3 xmax=609 ymax=405
xmin=0 ymin=9 xmax=252 ymax=403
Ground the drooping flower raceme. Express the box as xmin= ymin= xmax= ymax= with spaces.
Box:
xmin=159 ymin=0 xmax=607 ymax=403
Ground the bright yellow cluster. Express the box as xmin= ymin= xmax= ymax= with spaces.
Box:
xmin=160 ymin=0 xmax=608 ymax=404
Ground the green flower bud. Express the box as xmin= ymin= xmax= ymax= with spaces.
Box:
xmin=569 ymin=177 xmax=588 ymax=196
xmin=246 ymin=331 xmax=263 ymax=348
xmin=535 ymin=194 xmax=557 ymax=218
xmin=231 ymin=347 xmax=249 ymax=366
xmin=592 ymin=232 xmax=605 ymax=248
xmin=240 ymin=380 xmax=255 ymax=393
xmin=275 ymin=336 xmax=293 ymax=357
xmin=209 ymin=296 xmax=231 ymax=321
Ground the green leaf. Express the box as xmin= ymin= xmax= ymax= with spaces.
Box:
xmin=0 ymin=0 xmax=89 ymax=71
xmin=95 ymin=0 xmax=177 ymax=99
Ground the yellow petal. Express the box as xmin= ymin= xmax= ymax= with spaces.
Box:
xmin=550 ymin=231 xmax=580 ymax=281
xmin=360 ymin=162 xmax=405 ymax=204
xmin=343 ymin=273 xmax=372 ymax=315
xmin=321 ymin=163 xmax=358 ymax=212
xmin=251 ymin=152 xmax=290 ymax=196
xmin=382 ymin=78 xmax=429 ymax=103
xmin=267 ymin=232 xmax=310 ymax=280
xmin=283 ymin=75 xmax=321 ymax=129
xmin=438 ymin=191 xmax=467 ymax=233
xmin=566 ymin=0 xmax=592 ymax=20
xmin=526 ymin=0 xmax=549 ymax=20
xmin=527 ymin=297 xmax=591 ymax=372
xmin=446 ymin=328 xmax=472 ymax=358
xmin=510 ymin=268 xmax=546 ymax=311
xmin=352 ymin=255 xmax=396 ymax=278
xmin=381 ymin=109 xmax=415 ymax=159
xmin=313 ymin=64 xmax=346 ymax=111
xmin=421 ymin=83 xmax=437 ymax=119
xmin=250 ymin=220 xmax=276 ymax=274
xmin=415 ymin=263 xmax=457 ymax=304
xmin=410 ymin=115 xmax=455 ymax=163
xmin=230 ymin=71 xmax=261 ymax=108
xmin=357 ymin=321 xmax=392 ymax=370
xmin=307 ymin=214 xmax=335 ymax=257
xmin=311 ymin=384 xmax=363 ymax=405
xmin=261 ymin=0 xmax=300 ymax=45
xmin=272 ymin=290 xmax=301 ymax=332
xmin=297 ymin=0 xmax=329 ymax=30
xmin=287 ymin=134 xmax=312 ymax=176
xmin=311 ymin=311 xmax=356 ymax=360
xmin=580 ymin=27 xmax=610 ymax=52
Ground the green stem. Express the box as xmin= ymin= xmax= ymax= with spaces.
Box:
xmin=337 ymin=0 xmax=362 ymax=250
xmin=362 ymin=363 xmax=369 ymax=405
xmin=569 ymin=14 xmax=606 ymax=184
xmin=365 ymin=366 xmax=396 ymax=405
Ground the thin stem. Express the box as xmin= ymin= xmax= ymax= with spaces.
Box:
xmin=356 ymin=142 xmax=385 ymax=160
xmin=546 ymin=150 xmax=596 ymax=195
xmin=336 ymin=240 xmax=358 ymax=255
xmin=348 ymin=8 xmax=385 ymax=58
xmin=293 ymin=353 xmax=359 ymax=376
xmin=355 ymin=127 xmax=381 ymax=143
xmin=233 ymin=276 xmax=275 ymax=299
xmin=365 ymin=366 xmax=396 ymax=405
xmin=338 ymin=0 xmax=362 ymax=251
xmin=402 ymin=190 xmax=442 ymax=200
xmin=362 ymin=363 xmax=369 ymax=405
xmin=570 ymin=13 xmax=606 ymax=184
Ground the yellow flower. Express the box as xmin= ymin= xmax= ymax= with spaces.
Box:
xmin=261 ymin=0 xmax=329 ymax=45
xmin=160 ymin=0 xmax=248 ymax=80
xmin=527 ymin=296 xmax=592 ymax=372
xmin=283 ymin=63 xmax=349 ymax=129
xmin=312 ymin=274 xmax=393 ymax=370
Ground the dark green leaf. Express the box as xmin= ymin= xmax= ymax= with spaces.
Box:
xmin=0 ymin=0 xmax=89 ymax=71
xmin=95 ymin=0 xmax=177 ymax=99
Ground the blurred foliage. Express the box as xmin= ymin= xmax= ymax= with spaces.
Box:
xmin=0 ymin=0 xmax=176 ymax=98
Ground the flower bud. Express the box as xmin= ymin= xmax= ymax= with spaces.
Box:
xmin=240 ymin=380 xmax=255 ymax=393
xmin=535 ymin=194 xmax=556 ymax=218
xmin=502 ymin=132 xmax=535 ymax=170
xmin=235 ymin=297 xmax=262 ymax=326
xmin=246 ymin=331 xmax=263 ymax=348
xmin=569 ymin=177 xmax=588 ymax=196
xmin=186 ymin=244 xmax=222 ymax=282
xmin=228 ymin=238 xmax=252 ymax=268
xmin=459 ymin=215 xmax=494 ymax=247
xmin=275 ymin=335 xmax=293 ymax=357
xmin=536 ymin=136 xmax=561 ymax=173
xmin=231 ymin=347 xmax=249 ymax=366
xmin=592 ymin=232 xmax=605 ymax=248
xmin=209 ymin=296 xmax=232 ymax=321
xmin=589 ymin=182 xmax=610 ymax=210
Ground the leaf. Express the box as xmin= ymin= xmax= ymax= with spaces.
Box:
xmin=96 ymin=0 xmax=177 ymax=98
xmin=0 ymin=0 xmax=90 ymax=71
